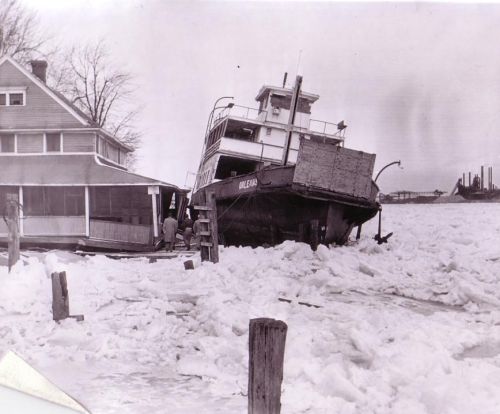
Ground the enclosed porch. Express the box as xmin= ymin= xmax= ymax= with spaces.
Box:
xmin=1 ymin=184 xmax=184 ymax=250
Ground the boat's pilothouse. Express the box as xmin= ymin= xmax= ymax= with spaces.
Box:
xmin=194 ymin=81 xmax=348 ymax=193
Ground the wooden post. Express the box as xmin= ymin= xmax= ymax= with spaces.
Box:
xmin=297 ymin=223 xmax=305 ymax=243
xmin=207 ymin=191 xmax=219 ymax=263
xmin=356 ymin=224 xmax=362 ymax=240
xmin=51 ymin=271 xmax=69 ymax=321
xmin=5 ymin=194 xmax=20 ymax=272
xmin=248 ymin=318 xmax=288 ymax=414
xmin=310 ymin=219 xmax=319 ymax=251
xmin=84 ymin=186 xmax=90 ymax=237
xmin=270 ymin=223 xmax=279 ymax=246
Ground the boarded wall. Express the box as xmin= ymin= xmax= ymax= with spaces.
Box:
xmin=293 ymin=139 xmax=375 ymax=199
xmin=24 ymin=216 xmax=86 ymax=236
xmin=90 ymin=220 xmax=151 ymax=244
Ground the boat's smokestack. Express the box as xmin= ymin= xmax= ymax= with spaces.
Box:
xmin=282 ymin=72 xmax=288 ymax=88
xmin=469 ymin=172 xmax=471 ymax=186
xmin=481 ymin=165 xmax=484 ymax=190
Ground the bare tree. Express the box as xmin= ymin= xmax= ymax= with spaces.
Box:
xmin=0 ymin=0 xmax=47 ymax=61
xmin=55 ymin=41 xmax=142 ymax=165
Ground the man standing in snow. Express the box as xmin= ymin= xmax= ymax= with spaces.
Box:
xmin=162 ymin=212 xmax=178 ymax=252
xmin=192 ymin=218 xmax=201 ymax=250
xmin=182 ymin=214 xmax=194 ymax=250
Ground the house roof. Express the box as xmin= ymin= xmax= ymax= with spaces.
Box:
xmin=255 ymin=85 xmax=319 ymax=103
xmin=0 ymin=155 xmax=187 ymax=191
xmin=0 ymin=55 xmax=133 ymax=153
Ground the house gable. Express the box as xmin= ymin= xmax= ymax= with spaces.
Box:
xmin=0 ymin=58 xmax=87 ymax=130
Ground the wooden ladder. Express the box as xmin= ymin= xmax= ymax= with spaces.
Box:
xmin=193 ymin=191 xmax=219 ymax=263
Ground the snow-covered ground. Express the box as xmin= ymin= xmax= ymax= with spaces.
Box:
xmin=1 ymin=203 xmax=500 ymax=413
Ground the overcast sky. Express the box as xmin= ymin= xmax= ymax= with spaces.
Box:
xmin=22 ymin=0 xmax=500 ymax=193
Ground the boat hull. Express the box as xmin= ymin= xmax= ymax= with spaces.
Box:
xmin=192 ymin=166 xmax=379 ymax=248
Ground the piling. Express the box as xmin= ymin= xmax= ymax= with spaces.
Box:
xmin=51 ymin=271 xmax=70 ymax=321
xmin=248 ymin=318 xmax=288 ymax=414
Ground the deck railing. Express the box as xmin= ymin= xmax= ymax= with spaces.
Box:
xmin=212 ymin=105 xmax=263 ymax=127
xmin=218 ymin=137 xmax=298 ymax=164
xmin=309 ymin=119 xmax=344 ymax=137
xmin=212 ymin=105 xmax=344 ymax=140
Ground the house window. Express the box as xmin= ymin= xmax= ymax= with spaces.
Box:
xmin=98 ymin=137 xmax=108 ymax=157
xmin=0 ymin=90 xmax=26 ymax=106
xmin=9 ymin=93 xmax=24 ymax=106
xmin=46 ymin=133 xmax=61 ymax=152
xmin=0 ymin=134 xmax=15 ymax=153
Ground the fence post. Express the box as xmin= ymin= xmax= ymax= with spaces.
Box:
xmin=248 ymin=318 xmax=288 ymax=414
xmin=5 ymin=194 xmax=20 ymax=272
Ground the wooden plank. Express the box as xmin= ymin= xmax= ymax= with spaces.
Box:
xmin=199 ymin=231 xmax=211 ymax=236
xmin=200 ymin=241 xmax=213 ymax=247
xmin=248 ymin=318 xmax=288 ymax=414
xmin=193 ymin=205 xmax=213 ymax=211
xmin=75 ymin=249 xmax=196 ymax=259
xmin=78 ymin=237 xmax=153 ymax=252
xmin=197 ymin=218 xmax=210 ymax=223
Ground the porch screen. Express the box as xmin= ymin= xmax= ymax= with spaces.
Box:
xmin=90 ymin=186 xmax=152 ymax=225
xmin=24 ymin=187 xmax=85 ymax=216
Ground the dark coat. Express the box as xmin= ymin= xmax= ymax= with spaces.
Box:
xmin=162 ymin=217 xmax=178 ymax=243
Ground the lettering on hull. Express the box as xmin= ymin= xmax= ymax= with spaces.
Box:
xmin=238 ymin=178 xmax=258 ymax=191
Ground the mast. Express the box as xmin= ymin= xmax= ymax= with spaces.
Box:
xmin=281 ymin=75 xmax=302 ymax=165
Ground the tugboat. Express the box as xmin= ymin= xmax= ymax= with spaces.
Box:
xmin=190 ymin=75 xmax=380 ymax=248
